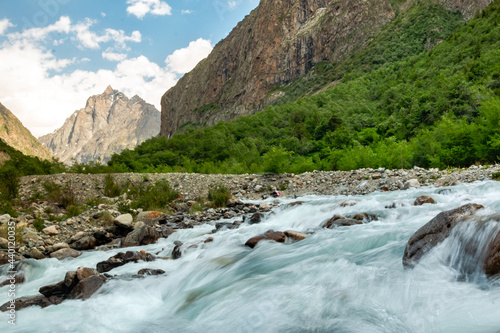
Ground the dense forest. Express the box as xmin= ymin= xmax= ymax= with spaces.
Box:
xmin=2 ymin=1 xmax=499 ymax=176
xmin=105 ymin=1 xmax=500 ymax=174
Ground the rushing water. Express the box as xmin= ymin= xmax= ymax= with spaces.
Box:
xmin=2 ymin=181 xmax=500 ymax=333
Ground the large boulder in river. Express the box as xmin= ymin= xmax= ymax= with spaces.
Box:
xmin=0 ymin=295 xmax=52 ymax=312
xmin=96 ymin=251 xmax=155 ymax=273
xmin=67 ymin=275 xmax=106 ymax=300
xmin=50 ymin=248 xmax=82 ymax=260
xmin=122 ymin=225 xmax=161 ymax=247
xmin=245 ymin=231 xmax=286 ymax=248
xmin=484 ymin=229 xmax=500 ymax=277
xmin=70 ymin=235 xmax=97 ymax=251
xmin=402 ymin=203 xmax=484 ymax=268
xmin=414 ymin=195 xmax=436 ymax=206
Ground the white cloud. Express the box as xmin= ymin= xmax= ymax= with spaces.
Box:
xmin=0 ymin=18 xmax=14 ymax=35
xmin=181 ymin=10 xmax=193 ymax=15
xmin=228 ymin=1 xmax=237 ymax=9
xmin=0 ymin=33 xmax=212 ymax=137
xmin=165 ymin=38 xmax=213 ymax=74
xmin=102 ymin=52 xmax=127 ymax=62
xmin=126 ymin=0 xmax=172 ymax=19
xmin=101 ymin=12 xmax=107 ymax=17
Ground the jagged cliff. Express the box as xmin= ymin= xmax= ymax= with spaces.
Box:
xmin=39 ymin=86 xmax=160 ymax=164
xmin=160 ymin=0 xmax=493 ymax=137
xmin=0 ymin=103 xmax=52 ymax=160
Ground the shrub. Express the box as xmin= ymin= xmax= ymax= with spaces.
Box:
xmin=42 ymin=180 xmax=77 ymax=209
xmin=0 ymin=223 xmax=23 ymax=244
xmin=129 ymin=180 xmax=179 ymax=211
xmin=0 ymin=165 xmax=19 ymax=200
xmin=66 ymin=204 xmax=84 ymax=218
xmin=104 ymin=174 xmax=122 ymax=198
xmin=208 ymin=183 xmax=231 ymax=208
xmin=493 ymin=172 xmax=500 ymax=180
xmin=33 ymin=214 xmax=45 ymax=232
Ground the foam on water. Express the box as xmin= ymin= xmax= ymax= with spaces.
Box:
xmin=2 ymin=181 xmax=500 ymax=332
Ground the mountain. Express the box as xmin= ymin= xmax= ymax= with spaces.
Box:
xmin=160 ymin=0 xmax=493 ymax=137
xmin=0 ymin=103 xmax=52 ymax=160
xmin=39 ymin=86 xmax=160 ymax=164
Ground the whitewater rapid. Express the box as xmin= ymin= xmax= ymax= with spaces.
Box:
xmin=2 ymin=181 xmax=500 ymax=333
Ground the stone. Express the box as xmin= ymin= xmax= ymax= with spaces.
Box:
xmin=340 ymin=201 xmax=357 ymax=207
xmin=403 ymin=179 xmax=420 ymax=190
xmin=76 ymin=267 xmax=99 ymax=281
xmin=372 ymin=173 xmax=382 ymax=180
xmin=260 ymin=202 xmax=271 ymax=211
xmin=68 ymin=275 xmax=106 ymax=300
xmin=402 ymin=203 xmax=484 ymax=268
xmin=50 ymin=248 xmax=82 ymax=260
xmin=70 ymin=236 xmax=97 ymax=251
xmin=284 ymin=230 xmax=308 ymax=241
xmin=42 ymin=225 xmax=59 ymax=236
xmin=0 ymin=273 xmax=25 ymax=287
xmin=63 ymin=271 xmax=78 ymax=289
xmin=52 ymin=242 xmax=70 ymax=251
xmin=0 ymin=237 xmax=7 ymax=249
xmin=324 ymin=218 xmax=363 ymax=228
xmin=204 ymin=237 xmax=214 ymax=243
xmin=172 ymin=243 xmax=183 ymax=259
xmin=287 ymin=201 xmax=304 ymax=207
xmin=351 ymin=213 xmax=378 ymax=222
xmin=414 ymin=195 xmax=436 ymax=206
xmin=39 ymin=281 xmax=70 ymax=298
xmin=96 ymin=251 xmax=155 ymax=273
xmin=30 ymin=248 xmax=46 ymax=259
xmin=247 ymin=213 xmax=264 ymax=225
xmin=138 ymin=268 xmax=166 ymax=276
xmin=71 ymin=231 xmax=87 ymax=242
xmin=122 ymin=226 xmax=161 ymax=247
xmin=245 ymin=231 xmax=286 ymax=249
xmin=114 ymin=214 xmax=134 ymax=228
xmin=485 ymin=230 xmax=500 ymax=277
xmin=135 ymin=211 xmax=164 ymax=226
xmin=0 ymin=214 xmax=11 ymax=224
xmin=134 ymin=221 xmax=146 ymax=229
xmin=0 ymin=295 xmax=52 ymax=312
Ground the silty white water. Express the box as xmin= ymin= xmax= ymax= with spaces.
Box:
xmin=1 ymin=181 xmax=500 ymax=333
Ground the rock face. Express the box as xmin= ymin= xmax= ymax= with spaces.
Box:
xmin=160 ymin=0 xmax=493 ymax=137
xmin=0 ymin=103 xmax=52 ymax=160
xmin=402 ymin=203 xmax=484 ymax=268
xmin=39 ymin=86 xmax=160 ymax=164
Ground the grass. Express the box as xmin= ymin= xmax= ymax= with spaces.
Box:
xmin=0 ymin=224 xmax=23 ymax=244
xmin=207 ymin=183 xmax=231 ymax=208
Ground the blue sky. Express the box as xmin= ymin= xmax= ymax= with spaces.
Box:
xmin=0 ymin=0 xmax=258 ymax=137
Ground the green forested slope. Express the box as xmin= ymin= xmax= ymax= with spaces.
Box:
xmin=107 ymin=1 xmax=500 ymax=174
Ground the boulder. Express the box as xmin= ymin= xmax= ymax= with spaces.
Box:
xmin=50 ymin=248 xmax=82 ymax=260
xmin=39 ymin=281 xmax=70 ymax=299
xmin=485 ymin=231 xmax=500 ymax=277
xmin=414 ymin=195 xmax=436 ymax=206
xmin=0 ymin=214 xmax=11 ymax=224
xmin=402 ymin=203 xmax=484 ymax=268
xmin=52 ymin=242 xmax=70 ymax=251
xmin=0 ymin=237 xmax=8 ymax=249
xmin=70 ymin=236 xmax=97 ymax=251
xmin=96 ymin=251 xmax=155 ymax=273
xmin=0 ymin=295 xmax=52 ymax=312
xmin=284 ymin=230 xmax=308 ymax=241
xmin=260 ymin=202 xmax=271 ymax=211
xmin=67 ymin=275 xmax=106 ymax=300
xmin=340 ymin=201 xmax=357 ymax=207
xmin=71 ymin=232 xmax=87 ymax=243
xmin=138 ymin=268 xmax=166 ymax=276
xmin=403 ymin=179 xmax=420 ymax=190
xmin=245 ymin=231 xmax=286 ymax=249
xmin=0 ymin=272 xmax=25 ymax=287
xmin=114 ymin=214 xmax=133 ymax=228
xmin=323 ymin=215 xmax=362 ymax=228
xmin=352 ymin=213 xmax=378 ymax=222
xmin=247 ymin=213 xmax=264 ymax=225
xmin=30 ymin=248 xmax=46 ymax=259
xmin=136 ymin=211 xmax=165 ymax=226
xmin=172 ymin=243 xmax=183 ymax=259
xmin=42 ymin=225 xmax=59 ymax=236
xmin=122 ymin=225 xmax=161 ymax=247
xmin=76 ymin=267 xmax=99 ymax=281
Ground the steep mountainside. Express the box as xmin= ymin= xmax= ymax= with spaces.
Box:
xmin=160 ymin=0 xmax=492 ymax=137
xmin=39 ymin=86 xmax=160 ymax=164
xmin=0 ymin=103 xmax=52 ymax=160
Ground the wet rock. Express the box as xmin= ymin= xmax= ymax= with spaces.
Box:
xmin=172 ymin=243 xmax=183 ymax=259
xmin=30 ymin=248 xmax=45 ymax=259
xmin=402 ymin=203 xmax=484 ymax=268
xmin=340 ymin=201 xmax=357 ymax=207
xmin=0 ymin=295 xmax=52 ymax=312
xmin=325 ymin=218 xmax=362 ymax=228
xmin=50 ymin=248 xmax=82 ymax=260
xmin=245 ymin=231 xmax=286 ymax=248
xmin=352 ymin=213 xmax=378 ymax=222
xmin=40 ymin=281 xmax=70 ymax=298
xmin=204 ymin=237 xmax=214 ymax=243
xmin=42 ymin=225 xmax=59 ymax=236
xmin=63 ymin=271 xmax=78 ymax=289
xmin=96 ymin=251 xmax=155 ymax=273
xmin=76 ymin=267 xmax=99 ymax=281
xmin=67 ymin=275 xmax=106 ymax=300
xmin=122 ymin=225 xmax=161 ymax=247
xmin=284 ymin=230 xmax=308 ymax=241
xmin=114 ymin=214 xmax=133 ymax=228
xmin=260 ymin=202 xmax=271 ymax=211
xmin=414 ymin=195 xmax=436 ymax=206
xmin=287 ymin=201 xmax=304 ymax=207
xmin=403 ymin=179 xmax=420 ymax=190
xmin=138 ymin=268 xmax=166 ymax=276
xmin=70 ymin=235 xmax=97 ymax=251
xmin=247 ymin=213 xmax=264 ymax=225
xmin=0 ymin=272 xmax=25 ymax=287
xmin=162 ymin=228 xmax=176 ymax=238
xmin=93 ymin=231 xmax=113 ymax=245
xmin=215 ymin=222 xmax=237 ymax=231
xmin=485 ymin=230 xmax=500 ymax=277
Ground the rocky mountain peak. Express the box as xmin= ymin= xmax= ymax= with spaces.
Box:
xmin=39 ymin=89 xmax=160 ymax=164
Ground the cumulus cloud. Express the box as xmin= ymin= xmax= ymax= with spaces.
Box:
xmin=181 ymin=10 xmax=193 ymax=15
xmin=0 ymin=23 xmax=212 ymax=137
xmin=228 ymin=1 xmax=237 ymax=9
xmin=0 ymin=18 xmax=14 ymax=35
xmin=102 ymin=52 xmax=127 ymax=62
xmin=126 ymin=0 xmax=172 ymax=19
xmin=166 ymin=38 xmax=213 ymax=74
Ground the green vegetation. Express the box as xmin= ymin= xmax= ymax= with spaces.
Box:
xmin=0 ymin=165 xmax=19 ymax=200
xmin=42 ymin=180 xmax=77 ymax=209
xmin=106 ymin=1 xmax=500 ymax=173
xmin=104 ymin=174 xmax=122 ymax=197
xmin=126 ymin=180 xmax=180 ymax=211
xmin=207 ymin=184 xmax=231 ymax=208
